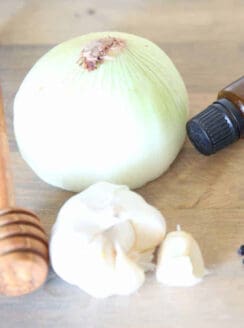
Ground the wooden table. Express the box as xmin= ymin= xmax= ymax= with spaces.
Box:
xmin=1 ymin=1 xmax=244 ymax=327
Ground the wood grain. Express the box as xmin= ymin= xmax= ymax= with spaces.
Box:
xmin=0 ymin=87 xmax=14 ymax=208
xmin=0 ymin=0 xmax=244 ymax=326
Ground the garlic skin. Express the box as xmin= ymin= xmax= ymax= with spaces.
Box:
xmin=14 ymin=32 xmax=188 ymax=192
xmin=156 ymin=227 xmax=206 ymax=286
xmin=50 ymin=182 xmax=166 ymax=298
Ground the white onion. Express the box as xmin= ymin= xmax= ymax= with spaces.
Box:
xmin=14 ymin=32 xmax=188 ymax=191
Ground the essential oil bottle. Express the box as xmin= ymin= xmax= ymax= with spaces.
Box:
xmin=187 ymin=76 xmax=244 ymax=155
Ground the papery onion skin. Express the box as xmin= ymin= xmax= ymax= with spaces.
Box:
xmin=14 ymin=32 xmax=188 ymax=191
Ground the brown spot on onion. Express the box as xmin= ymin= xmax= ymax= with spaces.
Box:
xmin=77 ymin=37 xmax=126 ymax=71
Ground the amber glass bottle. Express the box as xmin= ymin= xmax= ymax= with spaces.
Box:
xmin=187 ymin=76 xmax=244 ymax=155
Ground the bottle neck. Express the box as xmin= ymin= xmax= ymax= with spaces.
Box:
xmin=216 ymin=98 xmax=244 ymax=137
xmin=218 ymin=76 xmax=244 ymax=109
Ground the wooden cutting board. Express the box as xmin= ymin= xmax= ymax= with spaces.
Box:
xmin=1 ymin=0 xmax=244 ymax=327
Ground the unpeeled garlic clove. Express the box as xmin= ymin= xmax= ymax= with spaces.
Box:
xmin=156 ymin=226 xmax=206 ymax=286
xmin=113 ymin=243 xmax=145 ymax=296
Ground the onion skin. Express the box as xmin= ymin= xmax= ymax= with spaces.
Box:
xmin=14 ymin=32 xmax=188 ymax=191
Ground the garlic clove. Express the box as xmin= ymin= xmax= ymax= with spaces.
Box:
xmin=54 ymin=183 xmax=128 ymax=236
xmin=104 ymin=220 xmax=136 ymax=253
xmin=50 ymin=229 xmax=91 ymax=286
xmin=156 ymin=227 xmax=206 ymax=286
xmin=74 ymin=235 xmax=117 ymax=298
xmin=75 ymin=181 xmax=127 ymax=210
xmin=114 ymin=244 xmax=145 ymax=295
xmin=113 ymin=189 xmax=166 ymax=251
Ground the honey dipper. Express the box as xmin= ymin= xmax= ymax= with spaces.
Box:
xmin=0 ymin=87 xmax=49 ymax=296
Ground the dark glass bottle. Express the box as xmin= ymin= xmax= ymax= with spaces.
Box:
xmin=187 ymin=76 xmax=244 ymax=155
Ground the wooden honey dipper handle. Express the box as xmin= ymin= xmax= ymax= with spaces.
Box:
xmin=0 ymin=87 xmax=49 ymax=296
xmin=0 ymin=88 xmax=14 ymax=208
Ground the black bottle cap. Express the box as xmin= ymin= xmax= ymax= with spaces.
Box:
xmin=186 ymin=98 xmax=244 ymax=155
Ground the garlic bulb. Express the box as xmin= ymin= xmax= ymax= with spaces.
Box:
xmin=14 ymin=32 xmax=188 ymax=192
xmin=156 ymin=226 xmax=206 ymax=286
xmin=50 ymin=182 xmax=166 ymax=298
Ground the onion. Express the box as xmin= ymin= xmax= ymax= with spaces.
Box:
xmin=14 ymin=32 xmax=188 ymax=191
